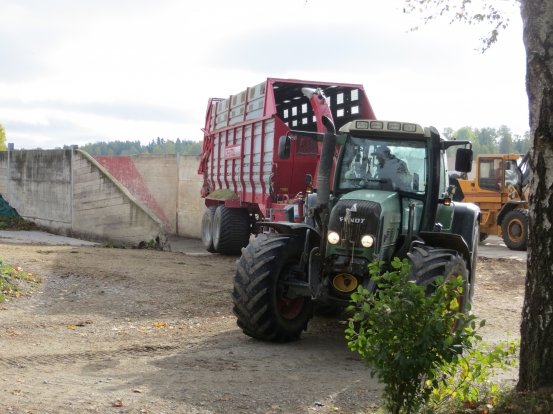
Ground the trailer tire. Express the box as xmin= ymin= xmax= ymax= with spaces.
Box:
xmin=501 ymin=209 xmax=528 ymax=251
xmin=201 ymin=206 xmax=218 ymax=253
xmin=407 ymin=246 xmax=470 ymax=331
xmin=232 ymin=234 xmax=313 ymax=342
xmin=212 ymin=206 xmax=250 ymax=255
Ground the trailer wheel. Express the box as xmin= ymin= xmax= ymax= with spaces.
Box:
xmin=212 ymin=206 xmax=250 ymax=255
xmin=201 ymin=206 xmax=218 ymax=253
xmin=407 ymin=246 xmax=470 ymax=331
xmin=232 ymin=234 xmax=313 ymax=342
xmin=501 ymin=209 xmax=528 ymax=251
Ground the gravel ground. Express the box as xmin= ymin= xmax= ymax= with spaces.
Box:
xmin=0 ymin=240 xmax=526 ymax=414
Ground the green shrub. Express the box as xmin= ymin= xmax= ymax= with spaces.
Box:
xmin=346 ymin=258 xmax=519 ymax=414
xmin=345 ymin=257 xmax=481 ymax=414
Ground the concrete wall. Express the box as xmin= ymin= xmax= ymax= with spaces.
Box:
xmin=8 ymin=150 xmax=72 ymax=230
xmin=1 ymin=149 xmax=208 ymax=241
xmin=133 ymin=154 xmax=178 ymax=233
xmin=95 ymin=155 xmax=177 ymax=233
xmin=72 ymin=151 xmax=168 ymax=248
xmin=96 ymin=154 xmax=205 ymax=239
xmin=177 ymin=155 xmax=204 ymax=238
xmin=0 ymin=148 xmax=168 ymax=250
xmin=0 ymin=152 xmax=7 ymax=197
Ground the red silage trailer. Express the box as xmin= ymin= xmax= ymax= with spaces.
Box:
xmin=198 ymin=78 xmax=376 ymax=254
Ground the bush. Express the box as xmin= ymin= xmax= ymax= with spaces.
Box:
xmin=345 ymin=258 xmax=482 ymax=414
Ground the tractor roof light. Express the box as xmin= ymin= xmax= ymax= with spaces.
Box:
xmin=402 ymin=123 xmax=417 ymax=132
xmin=370 ymin=121 xmax=383 ymax=129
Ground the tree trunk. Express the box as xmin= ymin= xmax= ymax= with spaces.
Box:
xmin=518 ymin=0 xmax=553 ymax=391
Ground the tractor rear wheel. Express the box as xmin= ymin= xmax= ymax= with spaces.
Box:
xmin=501 ymin=209 xmax=528 ymax=251
xmin=201 ymin=206 xmax=218 ymax=253
xmin=212 ymin=206 xmax=250 ymax=255
xmin=232 ymin=234 xmax=313 ymax=342
xmin=407 ymin=246 xmax=470 ymax=331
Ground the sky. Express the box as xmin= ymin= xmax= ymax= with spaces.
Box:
xmin=0 ymin=0 xmax=528 ymax=150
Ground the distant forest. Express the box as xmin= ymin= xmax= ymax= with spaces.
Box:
xmin=77 ymin=138 xmax=202 ymax=156
xmin=442 ymin=125 xmax=530 ymax=157
xmin=67 ymin=124 xmax=529 ymax=157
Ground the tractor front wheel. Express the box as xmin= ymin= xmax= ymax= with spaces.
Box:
xmin=407 ymin=246 xmax=470 ymax=331
xmin=232 ymin=234 xmax=313 ymax=342
xmin=501 ymin=209 xmax=528 ymax=251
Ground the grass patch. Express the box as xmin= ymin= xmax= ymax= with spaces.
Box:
xmin=0 ymin=257 xmax=42 ymax=302
xmin=492 ymin=387 xmax=553 ymax=414
xmin=0 ymin=217 xmax=39 ymax=230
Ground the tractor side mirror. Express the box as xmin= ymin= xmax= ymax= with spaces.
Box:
xmin=455 ymin=148 xmax=473 ymax=173
xmin=278 ymin=135 xmax=291 ymax=160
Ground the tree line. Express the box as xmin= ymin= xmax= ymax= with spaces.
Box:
xmin=443 ymin=125 xmax=530 ymax=157
xmin=74 ymin=125 xmax=530 ymax=158
xmin=78 ymin=137 xmax=202 ymax=156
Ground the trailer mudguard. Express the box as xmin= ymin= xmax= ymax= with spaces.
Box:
xmin=255 ymin=222 xmax=321 ymax=249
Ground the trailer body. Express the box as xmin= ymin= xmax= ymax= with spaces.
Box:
xmin=198 ymin=78 xmax=376 ymax=254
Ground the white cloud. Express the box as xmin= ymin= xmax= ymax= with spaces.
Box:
xmin=0 ymin=0 xmax=528 ymax=149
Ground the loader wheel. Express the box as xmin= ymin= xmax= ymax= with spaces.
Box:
xmin=201 ymin=206 xmax=218 ymax=253
xmin=232 ymin=234 xmax=314 ymax=342
xmin=501 ymin=209 xmax=528 ymax=251
xmin=212 ymin=206 xmax=250 ymax=255
xmin=479 ymin=233 xmax=488 ymax=243
xmin=407 ymin=246 xmax=470 ymax=331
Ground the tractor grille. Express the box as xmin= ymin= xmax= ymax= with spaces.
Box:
xmin=329 ymin=199 xmax=381 ymax=244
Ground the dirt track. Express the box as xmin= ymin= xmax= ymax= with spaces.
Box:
xmin=0 ymin=241 xmax=526 ymax=413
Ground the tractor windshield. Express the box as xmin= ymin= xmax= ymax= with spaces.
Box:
xmin=337 ymin=135 xmax=427 ymax=195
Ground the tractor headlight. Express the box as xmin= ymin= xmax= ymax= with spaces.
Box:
xmin=327 ymin=231 xmax=340 ymax=245
xmin=360 ymin=235 xmax=374 ymax=248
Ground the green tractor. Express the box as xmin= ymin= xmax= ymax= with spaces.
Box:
xmin=232 ymin=90 xmax=479 ymax=342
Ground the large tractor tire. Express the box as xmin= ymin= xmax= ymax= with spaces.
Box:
xmin=201 ymin=206 xmax=218 ymax=253
xmin=232 ymin=234 xmax=314 ymax=342
xmin=212 ymin=206 xmax=250 ymax=255
xmin=501 ymin=209 xmax=528 ymax=251
xmin=407 ymin=246 xmax=470 ymax=331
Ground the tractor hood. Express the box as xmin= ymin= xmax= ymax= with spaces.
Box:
xmin=327 ymin=190 xmax=402 ymax=259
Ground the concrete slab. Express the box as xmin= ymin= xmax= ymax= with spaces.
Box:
xmin=0 ymin=231 xmax=528 ymax=262
xmin=167 ymin=235 xmax=210 ymax=255
xmin=0 ymin=230 xmax=100 ymax=246
xmin=478 ymin=235 xmax=527 ymax=261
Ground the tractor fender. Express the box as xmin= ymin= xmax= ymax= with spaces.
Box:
xmin=417 ymin=201 xmax=479 ymax=277
xmin=451 ymin=202 xmax=480 ymax=254
xmin=256 ymin=222 xmax=321 ymax=249
xmin=497 ymin=201 xmax=529 ymax=226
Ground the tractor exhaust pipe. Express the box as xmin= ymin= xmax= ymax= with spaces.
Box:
xmin=301 ymin=87 xmax=336 ymax=206
xmin=317 ymin=128 xmax=336 ymax=206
